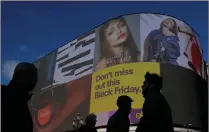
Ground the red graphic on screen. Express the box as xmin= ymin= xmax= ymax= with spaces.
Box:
xmin=32 ymin=74 xmax=92 ymax=132
xmin=37 ymin=104 xmax=53 ymax=126
xmin=189 ymin=37 xmax=202 ymax=72
xmin=183 ymin=32 xmax=203 ymax=77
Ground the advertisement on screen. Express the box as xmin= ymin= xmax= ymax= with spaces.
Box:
xmin=29 ymin=13 xmax=207 ymax=132
xmin=33 ymin=51 xmax=57 ymax=91
xmin=30 ymin=30 xmax=96 ymax=132
xmin=139 ymin=13 xmax=205 ymax=79
xmin=90 ymin=62 xmax=160 ymax=126
xmin=93 ymin=15 xmax=141 ymax=71
xmin=53 ymin=30 xmax=96 ymax=86
xmin=30 ymin=74 xmax=92 ymax=132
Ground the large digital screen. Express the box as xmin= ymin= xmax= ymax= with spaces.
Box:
xmin=29 ymin=13 xmax=207 ymax=132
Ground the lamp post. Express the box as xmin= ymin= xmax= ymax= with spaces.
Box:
xmin=72 ymin=113 xmax=84 ymax=131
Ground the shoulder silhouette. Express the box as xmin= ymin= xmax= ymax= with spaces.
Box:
xmin=106 ymin=95 xmax=133 ymax=132
xmin=2 ymin=62 xmax=38 ymax=132
xmin=136 ymin=72 xmax=174 ymax=132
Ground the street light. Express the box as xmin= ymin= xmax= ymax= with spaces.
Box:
xmin=72 ymin=113 xmax=84 ymax=131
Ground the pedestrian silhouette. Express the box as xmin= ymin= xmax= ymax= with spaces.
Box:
xmin=106 ymin=95 xmax=133 ymax=132
xmin=135 ymin=72 xmax=174 ymax=132
xmin=2 ymin=62 xmax=38 ymax=132
xmin=78 ymin=113 xmax=98 ymax=132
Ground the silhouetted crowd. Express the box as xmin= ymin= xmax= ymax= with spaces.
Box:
xmin=2 ymin=62 xmax=174 ymax=132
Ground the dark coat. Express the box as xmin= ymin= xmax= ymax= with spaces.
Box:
xmin=78 ymin=124 xmax=97 ymax=132
xmin=2 ymin=83 xmax=34 ymax=132
xmin=136 ymin=87 xmax=174 ymax=132
xmin=106 ymin=110 xmax=130 ymax=132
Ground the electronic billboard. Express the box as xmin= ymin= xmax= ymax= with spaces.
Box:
xmin=28 ymin=13 xmax=207 ymax=132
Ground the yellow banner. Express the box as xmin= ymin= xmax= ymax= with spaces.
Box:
xmin=90 ymin=62 xmax=160 ymax=113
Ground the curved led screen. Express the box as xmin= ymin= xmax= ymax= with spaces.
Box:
xmin=29 ymin=13 xmax=207 ymax=132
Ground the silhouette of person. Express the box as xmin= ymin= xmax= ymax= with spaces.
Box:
xmin=135 ymin=72 xmax=174 ymax=132
xmin=1 ymin=85 xmax=6 ymax=88
xmin=78 ymin=113 xmax=98 ymax=132
xmin=106 ymin=95 xmax=133 ymax=132
xmin=2 ymin=62 xmax=38 ymax=132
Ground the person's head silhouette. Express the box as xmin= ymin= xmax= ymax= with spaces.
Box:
xmin=85 ymin=113 xmax=97 ymax=126
xmin=12 ymin=62 xmax=38 ymax=93
xmin=142 ymin=72 xmax=163 ymax=96
xmin=117 ymin=95 xmax=133 ymax=115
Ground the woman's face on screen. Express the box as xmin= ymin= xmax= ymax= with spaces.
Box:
xmin=163 ymin=18 xmax=175 ymax=29
xmin=162 ymin=18 xmax=176 ymax=36
xmin=105 ymin=19 xmax=128 ymax=47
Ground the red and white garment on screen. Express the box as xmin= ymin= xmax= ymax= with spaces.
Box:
xmin=179 ymin=25 xmax=205 ymax=78
xmin=185 ymin=34 xmax=204 ymax=77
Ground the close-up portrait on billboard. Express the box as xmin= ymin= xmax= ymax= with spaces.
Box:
xmin=28 ymin=13 xmax=207 ymax=132
xmin=94 ymin=16 xmax=141 ymax=71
